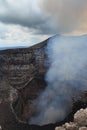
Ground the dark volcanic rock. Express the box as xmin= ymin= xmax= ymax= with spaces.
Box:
xmin=0 ymin=39 xmax=49 ymax=130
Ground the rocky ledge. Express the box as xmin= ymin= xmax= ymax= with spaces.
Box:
xmin=55 ymin=108 xmax=87 ymax=130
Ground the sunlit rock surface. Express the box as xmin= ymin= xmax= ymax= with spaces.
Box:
xmin=55 ymin=108 xmax=87 ymax=130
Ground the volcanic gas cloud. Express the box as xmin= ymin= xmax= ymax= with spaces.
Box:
xmin=29 ymin=35 xmax=87 ymax=125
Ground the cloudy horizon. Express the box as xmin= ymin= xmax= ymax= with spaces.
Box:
xmin=0 ymin=0 xmax=87 ymax=48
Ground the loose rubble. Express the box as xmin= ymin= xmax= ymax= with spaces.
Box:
xmin=55 ymin=108 xmax=87 ymax=130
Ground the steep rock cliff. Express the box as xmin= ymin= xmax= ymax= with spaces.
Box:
xmin=0 ymin=39 xmax=49 ymax=130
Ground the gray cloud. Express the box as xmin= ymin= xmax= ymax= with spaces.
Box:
xmin=0 ymin=22 xmax=8 ymax=39
xmin=0 ymin=0 xmax=57 ymax=34
xmin=0 ymin=0 xmax=87 ymax=35
xmin=0 ymin=22 xmax=49 ymax=48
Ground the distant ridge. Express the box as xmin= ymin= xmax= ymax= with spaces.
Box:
xmin=0 ymin=46 xmax=30 ymax=51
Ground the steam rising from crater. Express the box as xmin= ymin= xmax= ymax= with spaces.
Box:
xmin=29 ymin=35 xmax=87 ymax=125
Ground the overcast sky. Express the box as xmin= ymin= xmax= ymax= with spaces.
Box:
xmin=0 ymin=0 xmax=87 ymax=48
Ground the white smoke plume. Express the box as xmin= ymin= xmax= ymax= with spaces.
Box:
xmin=29 ymin=34 xmax=87 ymax=125
xmin=40 ymin=0 xmax=87 ymax=34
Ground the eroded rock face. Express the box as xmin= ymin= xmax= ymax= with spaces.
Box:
xmin=0 ymin=39 xmax=49 ymax=129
